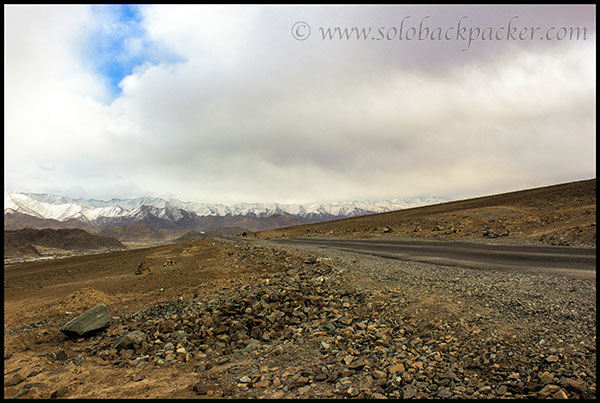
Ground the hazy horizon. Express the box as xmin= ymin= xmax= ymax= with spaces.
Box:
xmin=4 ymin=176 xmax=595 ymax=207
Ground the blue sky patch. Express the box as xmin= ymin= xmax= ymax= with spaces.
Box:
xmin=84 ymin=5 xmax=183 ymax=100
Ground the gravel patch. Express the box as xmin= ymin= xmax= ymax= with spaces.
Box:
xmin=257 ymin=239 xmax=597 ymax=399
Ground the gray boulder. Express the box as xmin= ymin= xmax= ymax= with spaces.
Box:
xmin=60 ymin=303 xmax=111 ymax=337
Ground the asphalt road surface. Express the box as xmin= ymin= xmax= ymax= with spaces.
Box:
xmin=270 ymin=237 xmax=596 ymax=278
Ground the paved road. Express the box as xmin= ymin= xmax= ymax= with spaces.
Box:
xmin=270 ymin=237 xmax=596 ymax=277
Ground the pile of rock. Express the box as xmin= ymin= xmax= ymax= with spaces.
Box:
xmin=482 ymin=228 xmax=510 ymax=238
xmin=57 ymin=241 xmax=595 ymax=399
xmin=135 ymin=262 xmax=151 ymax=275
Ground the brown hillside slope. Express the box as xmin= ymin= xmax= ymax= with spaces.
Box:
xmin=4 ymin=228 xmax=124 ymax=258
xmin=4 ymin=237 xmax=41 ymax=258
xmin=254 ymin=178 xmax=596 ymax=247
xmin=95 ymin=224 xmax=185 ymax=242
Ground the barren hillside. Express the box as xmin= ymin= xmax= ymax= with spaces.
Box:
xmin=95 ymin=224 xmax=185 ymax=243
xmin=254 ymin=179 xmax=596 ymax=247
xmin=4 ymin=228 xmax=124 ymax=258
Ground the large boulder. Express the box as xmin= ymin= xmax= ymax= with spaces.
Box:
xmin=60 ymin=303 xmax=111 ymax=337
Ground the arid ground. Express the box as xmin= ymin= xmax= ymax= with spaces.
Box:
xmin=4 ymin=236 xmax=596 ymax=399
xmin=3 ymin=179 xmax=596 ymax=399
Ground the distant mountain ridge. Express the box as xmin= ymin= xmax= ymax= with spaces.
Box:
xmin=4 ymin=191 xmax=450 ymax=231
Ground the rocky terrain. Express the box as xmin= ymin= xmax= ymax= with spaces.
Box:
xmin=3 ymin=237 xmax=595 ymax=399
xmin=254 ymin=178 xmax=596 ymax=248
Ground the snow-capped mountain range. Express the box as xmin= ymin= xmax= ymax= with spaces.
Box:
xmin=4 ymin=191 xmax=450 ymax=230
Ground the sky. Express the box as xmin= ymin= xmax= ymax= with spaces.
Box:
xmin=4 ymin=4 xmax=596 ymax=204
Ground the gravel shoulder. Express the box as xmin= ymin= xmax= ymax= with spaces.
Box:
xmin=259 ymin=239 xmax=597 ymax=395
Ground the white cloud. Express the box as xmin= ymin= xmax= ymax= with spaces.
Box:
xmin=4 ymin=5 xmax=596 ymax=204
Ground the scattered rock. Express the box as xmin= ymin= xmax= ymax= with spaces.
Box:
xmin=193 ymin=383 xmax=219 ymax=395
xmin=270 ymin=391 xmax=286 ymax=399
xmin=437 ymin=389 xmax=453 ymax=398
xmin=254 ymin=379 xmax=270 ymax=388
xmin=552 ymin=389 xmax=569 ymax=399
xmin=561 ymin=378 xmax=585 ymax=393
xmin=538 ymin=384 xmax=561 ymax=398
xmin=372 ymin=370 xmax=386 ymax=379
xmin=298 ymin=385 xmax=311 ymax=395
xmin=11 ymin=387 xmax=30 ymax=399
xmin=135 ymin=262 xmax=151 ymax=275
xmin=50 ymin=388 xmax=67 ymax=399
xmin=5 ymin=373 xmax=24 ymax=387
xmin=403 ymin=385 xmax=417 ymax=399
xmin=159 ymin=320 xmax=176 ymax=333
xmin=539 ymin=371 xmax=554 ymax=385
xmin=387 ymin=363 xmax=405 ymax=374
xmin=113 ymin=331 xmax=147 ymax=350
xmin=239 ymin=376 xmax=251 ymax=383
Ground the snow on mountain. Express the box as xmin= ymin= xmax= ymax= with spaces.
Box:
xmin=4 ymin=192 xmax=18 ymax=211
xmin=23 ymin=193 xmax=169 ymax=210
xmin=6 ymin=192 xmax=83 ymax=221
xmin=4 ymin=191 xmax=450 ymax=224
xmin=82 ymin=206 xmax=126 ymax=221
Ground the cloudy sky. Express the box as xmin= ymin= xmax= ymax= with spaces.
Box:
xmin=4 ymin=5 xmax=596 ymax=204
